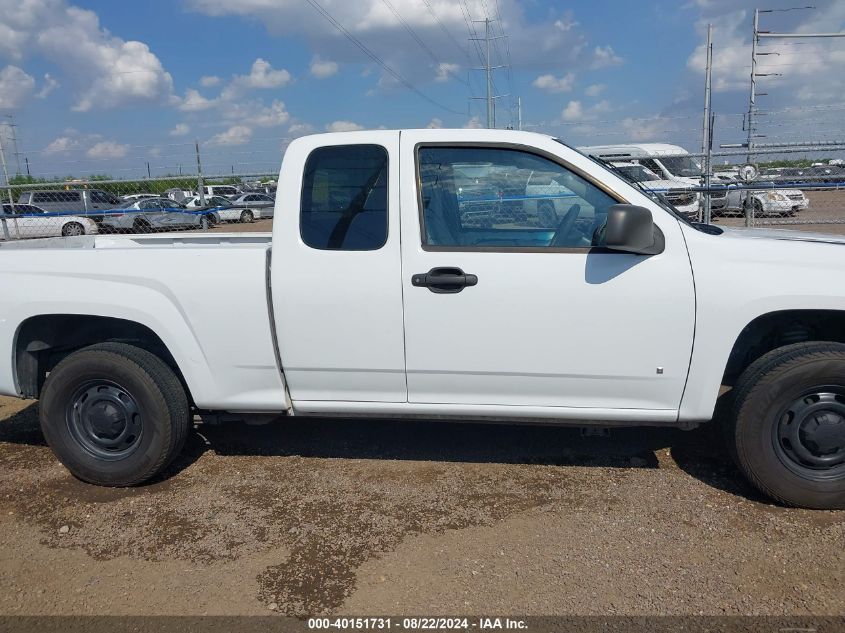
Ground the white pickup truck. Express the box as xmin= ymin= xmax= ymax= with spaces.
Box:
xmin=1 ymin=129 xmax=844 ymax=509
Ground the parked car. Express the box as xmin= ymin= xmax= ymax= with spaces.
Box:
xmin=163 ymin=188 xmax=196 ymax=202
xmin=609 ymin=162 xmax=706 ymax=220
xmin=229 ymin=193 xmax=275 ymax=219
xmin=16 ymin=189 xmax=123 ymax=223
xmin=183 ymin=195 xmax=252 ymax=223
xmin=712 ymin=175 xmax=808 ymax=217
xmin=0 ymin=204 xmax=98 ymax=239
xmin=201 ymin=185 xmax=240 ymax=199
xmin=99 ymin=197 xmax=218 ymax=233
xmin=2 ymin=129 xmax=845 ymax=510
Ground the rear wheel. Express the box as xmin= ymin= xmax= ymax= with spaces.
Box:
xmin=61 ymin=222 xmax=85 ymax=237
xmin=537 ymin=201 xmax=557 ymax=228
xmin=38 ymin=342 xmax=190 ymax=486
xmin=133 ymin=218 xmax=152 ymax=234
xmin=240 ymin=210 xmax=254 ymax=223
xmin=727 ymin=342 xmax=845 ymax=509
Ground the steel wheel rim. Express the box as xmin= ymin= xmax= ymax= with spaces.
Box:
xmin=66 ymin=381 xmax=143 ymax=460
xmin=772 ymin=386 xmax=845 ymax=481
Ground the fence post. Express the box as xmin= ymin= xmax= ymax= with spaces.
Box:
xmin=196 ymin=141 xmax=206 ymax=206
xmin=0 ymin=132 xmax=14 ymax=240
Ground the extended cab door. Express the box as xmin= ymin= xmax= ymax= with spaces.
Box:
xmin=271 ymin=132 xmax=407 ymax=403
xmin=398 ymin=131 xmax=696 ymax=420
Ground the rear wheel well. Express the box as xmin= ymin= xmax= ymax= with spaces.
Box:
xmin=723 ymin=310 xmax=845 ymax=385
xmin=14 ymin=315 xmax=189 ymax=401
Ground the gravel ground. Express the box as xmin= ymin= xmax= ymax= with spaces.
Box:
xmin=1 ymin=396 xmax=842 ymax=617
xmin=2 ymin=188 xmax=844 ymax=617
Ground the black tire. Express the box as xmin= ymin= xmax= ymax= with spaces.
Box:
xmin=133 ymin=218 xmax=151 ymax=234
xmin=727 ymin=342 xmax=845 ymax=509
xmin=200 ymin=215 xmax=210 ymax=230
xmin=38 ymin=342 xmax=190 ymax=486
xmin=62 ymin=222 xmax=85 ymax=237
xmin=240 ymin=210 xmax=254 ymax=224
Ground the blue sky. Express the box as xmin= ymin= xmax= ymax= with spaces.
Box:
xmin=0 ymin=0 xmax=843 ymax=179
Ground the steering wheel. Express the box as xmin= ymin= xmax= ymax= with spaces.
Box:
xmin=549 ymin=204 xmax=581 ymax=247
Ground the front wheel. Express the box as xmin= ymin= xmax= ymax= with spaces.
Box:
xmin=62 ymin=222 xmax=85 ymax=237
xmin=38 ymin=342 xmax=190 ymax=486
xmin=727 ymin=342 xmax=845 ymax=509
xmin=240 ymin=210 xmax=254 ymax=223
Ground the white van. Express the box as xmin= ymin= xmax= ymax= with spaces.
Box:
xmin=579 ymin=143 xmax=710 ymax=218
xmin=202 ymin=185 xmax=240 ymax=199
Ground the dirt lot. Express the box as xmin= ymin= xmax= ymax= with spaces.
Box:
xmin=2 ymin=188 xmax=844 ymax=618
xmin=1 ymin=395 xmax=843 ymax=617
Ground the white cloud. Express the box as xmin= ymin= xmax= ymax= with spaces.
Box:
xmin=169 ymin=123 xmax=191 ymax=137
xmin=435 ymin=62 xmax=460 ymax=83
xmin=585 ymin=83 xmax=605 ymax=97
xmin=86 ymin=141 xmax=129 ymax=159
xmin=464 ymin=116 xmax=483 ymax=129
xmin=247 ymin=100 xmax=290 ymax=127
xmin=0 ymin=65 xmax=35 ymax=109
xmin=426 ymin=117 xmax=443 ymax=129
xmin=238 ymin=58 xmax=291 ymax=89
xmin=309 ymin=56 xmax=338 ymax=79
xmin=0 ymin=0 xmax=175 ymax=111
xmin=179 ymin=88 xmax=217 ymax=111
xmin=561 ymin=99 xmax=611 ymax=122
xmin=208 ymin=125 xmax=253 ymax=145
xmin=200 ymin=75 xmax=221 ymax=87
xmin=44 ymin=136 xmax=77 ymax=154
xmin=35 ymin=73 xmax=59 ymax=99
xmin=591 ymin=45 xmax=623 ymax=69
xmin=288 ymin=122 xmax=315 ymax=137
xmin=561 ymin=100 xmax=585 ymax=122
xmin=532 ymin=72 xmax=574 ymax=93
xmin=184 ymin=0 xmax=610 ymax=87
xmin=325 ymin=120 xmax=364 ymax=133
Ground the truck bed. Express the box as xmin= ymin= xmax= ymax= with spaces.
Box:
xmin=0 ymin=233 xmax=286 ymax=411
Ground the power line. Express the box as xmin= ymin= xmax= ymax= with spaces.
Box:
xmin=303 ymin=0 xmax=465 ymax=115
xmin=379 ymin=0 xmax=468 ymax=86
xmin=421 ymin=0 xmax=471 ymax=62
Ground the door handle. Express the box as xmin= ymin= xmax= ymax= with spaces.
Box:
xmin=411 ymin=267 xmax=478 ymax=294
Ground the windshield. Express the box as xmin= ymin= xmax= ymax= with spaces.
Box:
xmin=613 ymin=165 xmax=659 ymax=183
xmin=116 ymin=200 xmax=137 ymax=209
xmin=660 ymin=155 xmax=702 ymax=178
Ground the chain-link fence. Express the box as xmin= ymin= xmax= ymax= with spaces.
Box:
xmin=0 ymin=173 xmax=279 ymax=241
xmin=582 ymin=143 xmax=845 ymax=234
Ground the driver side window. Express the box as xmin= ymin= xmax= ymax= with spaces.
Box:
xmin=418 ymin=146 xmax=618 ymax=249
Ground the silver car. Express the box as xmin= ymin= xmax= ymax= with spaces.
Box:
xmin=100 ymin=198 xmax=219 ymax=233
xmin=229 ymin=193 xmax=275 ymax=220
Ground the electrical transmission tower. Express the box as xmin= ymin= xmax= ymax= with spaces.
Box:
xmin=469 ymin=18 xmax=508 ymax=129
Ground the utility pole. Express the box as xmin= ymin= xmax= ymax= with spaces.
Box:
xmin=701 ymin=23 xmax=713 ymax=224
xmin=517 ymin=96 xmax=523 ymax=131
xmin=4 ymin=115 xmax=22 ymax=176
xmin=146 ymin=162 xmax=151 ymax=179
xmin=195 ymin=141 xmax=206 ymax=205
xmin=25 ymin=157 xmax=30 ymax=177
xmin=470 ymin=18 xmax=507 ymax=129
xmin=0 ymin=133 xmax=13 ymax=239
xmin=745 ymin=9 xmax=760 ymax=164
xmin=746 ymin=7 xmax=845 ymax=163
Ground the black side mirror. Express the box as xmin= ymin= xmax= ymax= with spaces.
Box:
xmin=604 ymin=204 xmax=664 ymax=255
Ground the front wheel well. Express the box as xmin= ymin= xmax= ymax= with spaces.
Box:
xmin=14 ymin=314 xmax=189 ymax=401
xmin=722 ymin=310 xmax=845 ymax=386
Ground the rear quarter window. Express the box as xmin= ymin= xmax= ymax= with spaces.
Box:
xmin=300 ymin=144 xmax=388 ymax=251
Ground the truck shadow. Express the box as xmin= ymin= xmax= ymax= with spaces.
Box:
xmin=0 ymin=399 xmax=768 ymax=505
